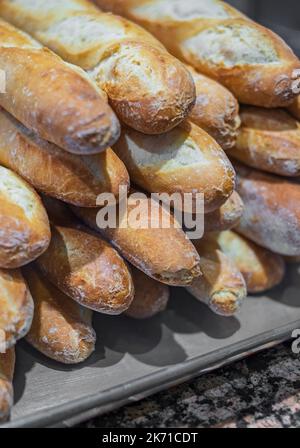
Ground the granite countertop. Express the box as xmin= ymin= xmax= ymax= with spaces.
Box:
xmin=81 ymin=343 xmax=300 ymax=428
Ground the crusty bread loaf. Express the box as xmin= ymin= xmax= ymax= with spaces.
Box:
xmin=36 ymin=225 xmax=134 ymax=314
xmin=229 ymin=107 xmax=300 ymax=177
xmin=188 ymin=236 xmax=246 ymax=316
xmin=0 ymin=348 xmax=15 ymax=422
xmin=187 ymin=65 xmax=240 ymax=149
xmin=287 ymin=96 xmax=300 ymax=121
xmin=125 ymin=266 xmax=169 ymax=319
xmin=235 ymin=162 xmax=300 ymax=256
xmin=204 ymin=191 xmax=244 ymax=233
xmin=72 ymin=198 xmax=201 ymax=286
xmin=0 ymin=166 xmax=50 ymax=268
xmin=0 ymin=0 xmax=196 ymax=135
xmin=0 ymin=18 xmax=119 ymax=154
xmin=24 ymin=266 xmax=96 ymax=364
xmin=0 ymin=269 xmax=34 ymax=349
xmin=0 ymin=109 xmax=129 ymax=207
xmin=96 ymin=0 xmax=300 ymax=108
xmin=113 ymin=121 xmax=235 ymax=213
xmin=209 ymin=231 xmax=286 ymax=293
xmin=37 ymin=199 xmax=134 ymax=314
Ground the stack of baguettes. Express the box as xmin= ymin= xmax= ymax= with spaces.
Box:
xmin=0 ymin=0 xmax=300 ymax=422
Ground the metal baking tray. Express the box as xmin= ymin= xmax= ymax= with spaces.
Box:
xmin=2 ymin=263 xmax=300 ymax=428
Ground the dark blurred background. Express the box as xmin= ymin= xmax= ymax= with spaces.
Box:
xmin=227 ymin=0 xmax=300 ymax=56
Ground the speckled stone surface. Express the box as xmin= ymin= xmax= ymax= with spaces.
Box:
xmin=80 ymin=343 xmax=300 ymax=428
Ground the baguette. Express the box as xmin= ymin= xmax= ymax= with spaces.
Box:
xmin=229 ymin=107 xmax=300 ymax=176
xmin=0 ymin=268 xmax=34 ymax=349
xmin=96 ymin=0 xmax=300 ymax=108
xmin=24 ymin=266 xmax=96 ymax=364
xmin=113 ymin=121 xmax=235 ymax=213
xmin=187 ymin=65 xmax=240 ymax=150
xmin=0 ymin=166 xmax=50 ymax=268
xmin=0 ymin=348 xmax=15 ymax=422
xmin=0 ymin=0 xmax=196 ymax=135
xmin=188 ymin=236 xmax=246 ymax=316
xmin=287 ymin=96 xmax=300 ymax=121
xmin=235 ymin=162 xmax=300 ymax=256
xmin=0 ymin=18 xmax=119 ymax=154
xmin=209 ymin=231 xmax=286 ymax=293
xmin=0 ymin=109 xmax=129 ymax=207
xmin=125 ymin=267 xmax=169 ymax=319
xmin=72 ymin=198 xmax=201 ymax=286
xmin=37 ymin=201 xmax=134 ymax=314
xmin=204 ymin=191 xmax=244 ymax=233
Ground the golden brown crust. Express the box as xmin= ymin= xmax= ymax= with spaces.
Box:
xmin=0 ymin=1 xmax=196 ymax=135
xmin=72 ymin=199 xmax=201 ymax=286
xmin=0 ymin=19 xmax=120 ymax=154
xmin=36 ymin=217 xmax=134 ymax=314
xmin=211 ymin=231 xmax=285 ymax=293
xmin=37 ymin=224 xmax=134 ymax=314
xmin=235 ymin=162 xmax=300 ymax=256
xmin=229 ymin=106 xmax=300 ymax=176
xmin=95 ymin=41 xmax=196 ymax=134
xmin=0 ymin=269 xmax=34 ymax=349
xmin=187 ymin=65 xmax=240 ymax=149
xmin=113 ymin=121 xmax=236 ymax=213
xmin=97 ymin=0 xmax=300 ymax=108
xmin=287 ymin=96 xmax=300 ymax=121
xmin=188 ymin=236 xmax=246 ymax=316
xmin=204 ymin=191 xmax=244 ymax=233
xmin=0 ymin=348 xmax=15 ymax=422
xmin=24 ymin=266 xmax=96 ymax=364
xmin=0 ymin=166 xmax=51 ymax=268
xmin=125 ymin=266 xmax=170 ymax=319
xmin=0 ymin=109 xmax=129 ymax=207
